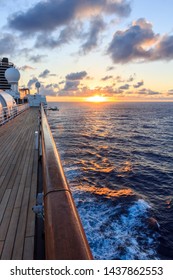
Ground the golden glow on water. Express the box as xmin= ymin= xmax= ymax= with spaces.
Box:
xmin=117 ymin=161 xmax=133 ymax=177
xmin=166 ymin=198 xmax=173 ymax=208
xmin=86 ymin=95 xmax=108 ymax=102
xmin=77 ymin=185 xmax=134 ymax=199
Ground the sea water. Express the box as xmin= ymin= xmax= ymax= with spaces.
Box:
xmin=47 ymin=102 xmax=173 ymax=260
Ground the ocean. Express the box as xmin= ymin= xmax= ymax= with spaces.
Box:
xmin=47 ymin=102 xmax=173 ymax=260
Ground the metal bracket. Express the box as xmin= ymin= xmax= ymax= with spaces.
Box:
xmin=32 ymin=192 xmax=44 ymax=219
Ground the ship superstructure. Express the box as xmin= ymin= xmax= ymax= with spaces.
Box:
xmin=0 ymin=57 xmax=14 ymax=91
xmin=0 ymin=57 xmax=47 ymax=124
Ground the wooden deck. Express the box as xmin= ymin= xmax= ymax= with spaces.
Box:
xmin=0 ymin=108 xmax=39 ymax=259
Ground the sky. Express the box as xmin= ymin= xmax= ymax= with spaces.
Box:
xmin=1 ymin=0 xmax=173 ymax=102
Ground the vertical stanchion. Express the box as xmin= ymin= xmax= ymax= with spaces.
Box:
xmin=35 ymin=131 xmax=39 ymax=150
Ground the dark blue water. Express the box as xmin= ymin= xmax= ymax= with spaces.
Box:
xmin=47 ymin=102 xmax=173 ymax=260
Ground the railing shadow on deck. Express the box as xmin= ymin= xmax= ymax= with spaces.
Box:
xmin=40 ymin=104 xmax=93 ymax=260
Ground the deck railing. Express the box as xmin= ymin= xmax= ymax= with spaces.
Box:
xmin=40 ymin=104 xmax=93 ymax=260
xmin=0 ymin=103 xmax=29 ymax=126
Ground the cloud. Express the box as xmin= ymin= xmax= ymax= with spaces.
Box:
xmin=8 ymin=0 xmax=131 ymax=34
xmin=58 ymin=80 xmax=81 ymax=96
xmin=127 ymin=74 xmax=136 ymax=82
xmin=104 ymin=0 xmax=131 ymax=16
xmin=55 ymin=80 xmax=161 ymax=98
xmin=35 ymin=24 xmax=79 ymax=49
xmin=8 ymin=0 xmax=76 ymax=33
xmin=27 ymin=77 xmax=38 ymax=88
xmin=86 ymin=75 xmax=94 ymax=80
xmin=81 ymin=16 xmax=105 ymax=53
xmin=64 ymin=80 xmax=80 ymax=91
xmin=107 ymin=17 xmax=173 ymax=63
xmin=39 ymin=85 xmax=59 ymax=96
xmin=153 ymin=35 xmax=173 ymax=61
xmin=45 ymin=83 xmax=59 ymax=89
xmin=133 ymin=80 xmax=144 ymax=88
xmin=66 ymin=71 xmax=87 ymax=80
xmin=35 ymin=16 xmax=106 ymax=53
xmin=97 ymin=85 xmax=122 ymax=95
xmin=0 ymin=33 xmax=17 ymax=55
xmin=119 ymin=83 xmax=130 ymax=90
xmin=106 ymin=66 xmax=115 ymax=71
xmin=137 ymin=88 xmax=160 ymax=95
xmin=107 ymin=18 xmax=158 ymax=63
xmin=59 ymin=80 xmax=65 ymax=85
xmin=29 ymin=54 xmax=47 ymax=63
xmin=39 ymin=69 xmax=50 ymax=78
xmin=101 ymin=75 xmax=113 ymax=81
xmin=16 ymin=47 xmax=32 ymax=58
xmin=168 ymin=89 xmax=173 ymax=95
xmin=58 ymin=70 xmax=87 ymax=95
xmin=19 ymin=65 xmax=35 ymax=71
xmin=115 ymin=75 xmax=124 ymax=83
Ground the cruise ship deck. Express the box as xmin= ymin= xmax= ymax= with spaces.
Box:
xmin=0 ymin=108 xmax=39 ymax=259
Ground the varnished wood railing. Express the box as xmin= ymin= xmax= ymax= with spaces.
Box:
xmin=40 ymin=104 xmax=93 ymax=260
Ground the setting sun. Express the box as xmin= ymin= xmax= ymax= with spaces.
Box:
xmin=86 ymin=95 xmax=107 ymax=102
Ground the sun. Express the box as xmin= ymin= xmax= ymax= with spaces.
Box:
xmin=86 ymin=95 xmax=107 ymax=102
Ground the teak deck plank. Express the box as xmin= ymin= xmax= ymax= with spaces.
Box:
xmin=0 ymin=108 xmax=39 ymax=260
xmin=1 ymin=208 xmax=20 ymax=259
xmin=12 ymin=188 xmax=30 ymax=260
xmin=0 ymin=189 xmax=11 ymax=223
xmin=0 ymin=241 xmax=3 ymax=255
xmin=0 ymin=116 xmax=27 ymax=175
xmin=23 ymin=236 xmax=34 ymax=260
xmin=0 ymin=175 xmax=20 ymax=241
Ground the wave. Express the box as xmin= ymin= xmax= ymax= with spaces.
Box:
xmin=73 ymin=190 xmax=159 ymax=259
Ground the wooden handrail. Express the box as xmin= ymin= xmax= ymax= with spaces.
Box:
xmin=41 ymin=105 xmax=93 ymax=260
